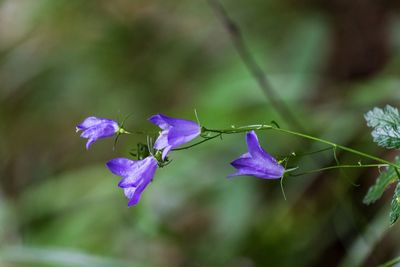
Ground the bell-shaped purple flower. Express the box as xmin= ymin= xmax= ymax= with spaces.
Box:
xmin=76 ymin=116 xmax=120 ymax=149
xmin=106 ymin=156 xmax=158 ymax=206
xmin=149 ymin=114 xmax=201 ymax=159
xmin=229 ymin=131 xmax=284 ymax=179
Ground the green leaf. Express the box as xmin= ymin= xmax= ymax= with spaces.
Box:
xmin=390 ymin=182 xmax=400 ymax=225
xmin=363 ymin=156 xmax=400 ymax=205
xmin=364 ymin=105 xmax=400 ymax=149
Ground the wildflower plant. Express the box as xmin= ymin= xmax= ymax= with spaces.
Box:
xmin=77 ymin=106 xmax=400 ymax=225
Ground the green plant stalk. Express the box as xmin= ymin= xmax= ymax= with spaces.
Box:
xmin=202 ymin=124 xmax=400 ymax=169
xmin=290 ymin=164 xmax=388 ymax=177
xmin=378 ymin=256 xmax=400 ymax=267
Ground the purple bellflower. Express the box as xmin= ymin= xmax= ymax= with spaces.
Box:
xmin=149 ymin=114 xmax=201 ymax=160
xmin=106 ymin=156 xmax=158 ymax=206
xmin=229 ymin=131 xmax=284 ymax=179
xmin=76 ymin=116 xmax=121 ymax=149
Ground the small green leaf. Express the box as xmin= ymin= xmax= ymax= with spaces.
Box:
xmin=390 ymin=182 xmax=400 ymax=225
xmin=365 ymin=105 xmax=400 ymax=149
xmin=363 ymin=156 xmax=400 ymax=205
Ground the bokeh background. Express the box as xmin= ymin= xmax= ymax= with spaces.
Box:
xmin=1 ymin=1 xmax=400 ymax=266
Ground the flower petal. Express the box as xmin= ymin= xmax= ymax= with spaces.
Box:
xmin=161 ymin=145 xmax=173 ymax=160
xmin=153 ymin=130 xmax=169 ymax=150
xmin=150 ymin=114 xmax=201 ymax=159
xmin=106 ymin=158 xmax=136 ymax=177
xmin=167 ymin=125 xmax=201 ymax=147
xmin=246 ymin=131 xmax=278 ymax=162
xmin=117 ymin=157 xmax=158 ymax=188
xmin=76 ymin=116 xmax=103 ymax=131
xmin=80 ymin=124 xmax=118 ymax=141
xmin=229 ymin=131 xmax=285 ymax=179
xmin=230 ymin=153 xmax=252 ymax=168
xmin=228 ymin=168 xmax=278 ymax=179
xmin=246 ymin=131 xmax=265 ymax=158
xmin=77 ymin=117 xmax=118 ymax=131
xmin=107 ymin=156 xmax=158 ymax=206
xmin=121 ymin=158 xmax=157 ymax=206
xmin=127 ymin=180 xmax=150 ymax=206
xmin=85 ymin=138 xmax=96 ymax=150
xmin=148 ymin=114 xmax=170 ymax=130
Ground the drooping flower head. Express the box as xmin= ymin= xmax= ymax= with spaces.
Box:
xmin=149 ymin=114 xmax=201 ymax=160
xmin=76 ymin=116 xmax=121 ymax=149
xmin=229 ymin=131 xmax=284 ymax=179
xmin=106 ymin=156 xmax=158 ymax=206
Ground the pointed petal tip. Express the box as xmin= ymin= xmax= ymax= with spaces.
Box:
xmin=148 ymin=114 xmax=163 ymax=123
xmin=161 ymin=146 xmax=172 ymax=160
xmin=128 ymin=197 xmax=139 ymax=206
xmin=85 ymin=140 xmax=93 ymax=150
xmin=227 ymin=172 xmax=240 ymax=178
xmin=117 ymin=179 xmax=129 ymax=188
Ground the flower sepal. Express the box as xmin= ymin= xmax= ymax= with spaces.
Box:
xmin=153 ymin=150 xmax=171 ymax=168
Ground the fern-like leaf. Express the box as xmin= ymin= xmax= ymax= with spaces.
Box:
xmin=365 ymin=105 xmax=400 ymax=149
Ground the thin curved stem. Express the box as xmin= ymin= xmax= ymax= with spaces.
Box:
xmin=203 ymin=125 xmax=400 ymax=169
xmin=173 ymin=133 xmax=222 ymax=151
xmin=278 ymin=147 xmax=332 ymax=159
xmin=290 ymin=164 xmax=388 ymax=177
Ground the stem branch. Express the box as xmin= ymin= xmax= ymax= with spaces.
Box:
xmin=290 ymin=164 xmax=388 ymax=177
xmin=203 ymin=125 xmax=400 ymax=169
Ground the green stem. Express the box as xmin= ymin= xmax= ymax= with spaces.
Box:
xmin=173 ymin=133 xmax=222 ymax=151
xmin=378 ymin=256 xmax=400 ymax=267
xmin=289 ymin=164 xmax=388 ymax=177
xmin=203 ymin=125 xmax=400 ymax=169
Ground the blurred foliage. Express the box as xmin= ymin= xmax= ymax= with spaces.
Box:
xmin=0 ymin=0 xmax=400 ymax=267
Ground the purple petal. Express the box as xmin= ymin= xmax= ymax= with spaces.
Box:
xmin=228 ymin=131 xmax=285 ymax=179
xmin=117 ymin=157 xmax=158 ymax=188
xmin=76 ymin=116 xmax=103 ymax=131
xmin=118 ymin=157 xmax=157 ymax=206
xmin=167 ymin=124 xmax=201 ymax=147
xmin=106 ymin=158 xmax=136 ymax=177
xmin=246 ymin=131 xmax=265 ymax=158
xmin=148 ymin=114 xmax=170 ymax=130
xmin=149 ymin=114 xmax=201 ymax=159
xmin=230 ymin=153 xmax=252 ymax=168
xmin=161 ymin=145 xmax=173 ymax=160
xmin=123 ymin=187 xmax=143 ymax=206
xmin=246 ymin=131 xmax=277 ymax=162
xmin=124 ymin=187 xmax=136 ymax=199
xmin=153 ymin=130 xmax=169 ymax=150
xmin=85 ymin=138 xmax=96 ymax=150
xmin=127 ymin=181 xmax=149 ymax=206
xmin=80 ymin=124 xmax=118 ymax=139
xmin=149 ymin=114 xmax=200 ymax=130
xmin=77 ymin=117 xmax=118 ymax=131
xmin=80 ymin=123 xmax=119 ymax=149
xmin=228 ymin=169 xmax=279 ymax=179
xmin=107 ymin=156 xmax=158 ymax=206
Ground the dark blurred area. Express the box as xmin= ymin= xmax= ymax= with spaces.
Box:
xmin=1 ymin=1 xmax=400 ymax=266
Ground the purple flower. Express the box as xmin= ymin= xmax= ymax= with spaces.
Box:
xmin=106 ymin=156 xmax=158 ymax=206
xmin=229 ymin=131 xmax=284 ymax=179
xmin=149 ymin=114 xmax=201 ymax=159
xmin=76 ymin=116 xmax=120 ymax=149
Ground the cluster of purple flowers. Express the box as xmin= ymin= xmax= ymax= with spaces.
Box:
xmin=77 ymin=115 xmax=285 ymax=206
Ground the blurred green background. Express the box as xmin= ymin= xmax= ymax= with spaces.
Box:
xmin=1 ymin=1 xmax=400 ymax=266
